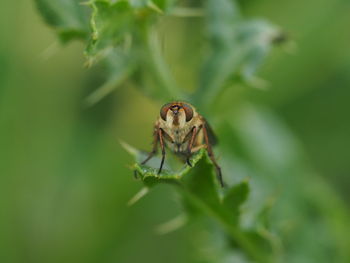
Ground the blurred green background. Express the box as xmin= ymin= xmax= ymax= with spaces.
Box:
xmin=0 ymin=0 xmax=349 ymax=263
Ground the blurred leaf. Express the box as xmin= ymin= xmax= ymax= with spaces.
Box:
xmin=85 ymin=0 xmax=180 ymax=101
xmin=130 ymin=0 xmax=172 ymax=12
xmin=133 ymin=28 xmax=181 ymax=100
xmin=85 ymin=0 xmax=169 ymax=59
xmin=85 ymin=48 xmax=136 ymax=106
xmin=150 ymin=0 xmax=171 ymax=12
xmin=155 ymin=214 xmax=188 ymax=234
xmin=34 ymin=0 xmax=90 ymax=42
xmin=218 ymin=104 xmax=350 ymax=263
xmin=31 ymin=0 xmax=350 ymax=262
xmin=237 ymin=20 xmax=283 ymax=84
xmin=223 ymin=180 xmax=249 ymax=225
xmin=127 ymin=187 xmax=149 ymax=206
xmin=123 ymin=141 xmax=273 ymax=262
xmin=86 ymin=0 xmax=135 ymax=58
xmin=196 ymin=0 xmax=282 ymax=107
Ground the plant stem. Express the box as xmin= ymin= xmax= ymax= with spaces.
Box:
xmin=177 ymin=185 xmax=271 ymax=263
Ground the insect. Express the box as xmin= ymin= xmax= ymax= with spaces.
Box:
xmin=141 ymin=101 xmax=224 ymax=187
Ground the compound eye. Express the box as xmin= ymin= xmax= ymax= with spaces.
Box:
xmin=182 ymin=103 xmax=193 ymax=122
xmin=160 ymin=103 xmax=172 ymax=121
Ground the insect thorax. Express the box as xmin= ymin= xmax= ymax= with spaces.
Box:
xmin=159 ymin=114 xmax=203 ymax=154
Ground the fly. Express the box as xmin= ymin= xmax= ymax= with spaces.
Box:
xmin=141 ymin=101 xmax=224 ymax=187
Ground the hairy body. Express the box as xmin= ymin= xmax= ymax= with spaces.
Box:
xmin=142 ymin=102 xmax=224 ymax=187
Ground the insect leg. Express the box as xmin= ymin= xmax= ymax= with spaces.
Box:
xmin=186 ymin=126 xmax=197 ymax=167
xmin=158 ymin=128 xmax=166 ymax=174
xmin=141 ymin=125 xmax=159 ymax=165
xmin=203 ymin=125 xmax=225 ymax=187
xmin=191 ymin=144 xmax=206 ymax=153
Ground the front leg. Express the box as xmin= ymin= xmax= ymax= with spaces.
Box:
xmin=203 ymin=125 xmax=224 ymax=187
xmin=183 ymin=126 xmax=199 ymax=167
xmin=141 ymin=124 xmax=159 ymax=165
xmin=158 ymin=128 xmax=166 ymax=174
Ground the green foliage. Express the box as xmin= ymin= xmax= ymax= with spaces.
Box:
xmin=35 ymin=0 xmax=282 ymax=106
xmin=124 ymin=143 xmax=273 ymax=263
xmin=84 ymin=0 xmax=180 ymax=102
xmin=196 ymin=0 xmax=281 ymax=106
xmin=33 ymin=0 xmax=350 ymax=263
xmin=223 ymin=181 xmax=249 ymax=225
xmin=34 ymin=0 xmax=90 ymax=42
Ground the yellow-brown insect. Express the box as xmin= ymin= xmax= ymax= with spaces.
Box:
xmin=142 ymin=101 xmax=224 ymax=187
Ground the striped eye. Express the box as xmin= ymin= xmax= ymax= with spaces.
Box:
xmin=160 ymin=103 xmax=172 ymax=121
xmin=182 ymin=103 xmax=193 ymax=122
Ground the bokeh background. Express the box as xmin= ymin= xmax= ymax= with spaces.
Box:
xmin=0 ymin=0 xmax=349 ymax=262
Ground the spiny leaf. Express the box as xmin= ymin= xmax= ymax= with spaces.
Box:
xmin=129 ymin=0 xmax=165 ymax=13
xmin=155 ymin=214 xmax=188 ymax=235
xmin=218 ymin=104 xmax=350 ymax=262
xmin=178 ymin=168 xmax=271 ymax=263
xmin=85 ymin=0 xmax=178 ymax=102
xmin=86 ymin=0 xmax=135 ymax=58
xmin=121 ymin=141 xmax=206 ymax=186
xmin=237 ymin=20 xmax=283 ymax=84
xmin=134 ymin=150 xmax=206 ymax=187
xmin=196 ymin=0 xmax=283 ymax=106
xmin=122 ymin=141 xmax=271 ymax=262
xmin=86 ymin=0 xmax=167 ymax=60
xmin=127 ymin=187 xmax=149 ymax=206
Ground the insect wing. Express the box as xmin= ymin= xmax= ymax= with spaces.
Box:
xmin=204 ymin=119 xmax=218 ymax=146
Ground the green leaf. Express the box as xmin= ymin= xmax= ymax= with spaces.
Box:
xmin=85 ymin=0 xmax=180 ymax=101
xmin=121 ymin=141 xmax=206 ymax=187
xmin=223 ymin=180 xmax=250 ymax=225
xmin=86 ymin=0 xmax=135 ymax=58
xmin=123 ymin=141 xmax=272 ymax=262
xmin=236 ymin=20 xmax=283 ymax=84
xmin=135 ymin=150 xmax=206 ymax=187
xmin=85 ymin=0 xmax=168 ymax=59
xmin=85 ymin=48 xmax=136 ymax=106
xmin=129 ymin=0 xmax=170 ymax=13
xmin=217 ymin=104 xmax=350 ymax=262
xmin=195 ymin=0 xmax=282 ymax=107
xmin=34 ymin=0 xmax=90 ymax=42
xmin=182 ymin=152 xmax=221 ymax=208
xmin=149 ymin=0 xmax=173 ymax=12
